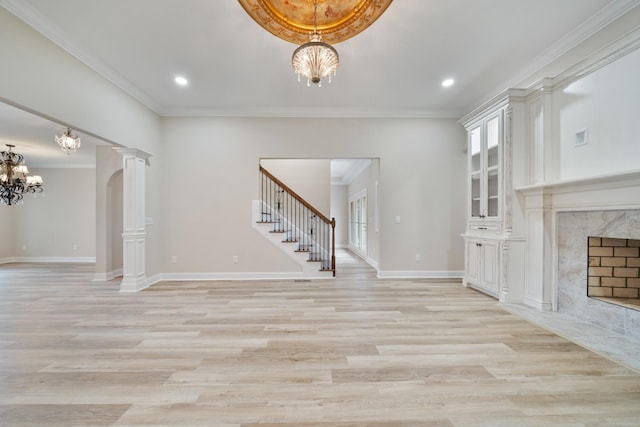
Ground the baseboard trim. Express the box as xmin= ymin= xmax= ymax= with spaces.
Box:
xmin=160 ymin=272 xmax=335 ymax=282
xmin=524 ymin=295 xmax=553 ymax=311
xmin=93 ymin=268 xmax=123 ymax=282
xmin=376 ymin=270 xmax=464 ymax=280
xmin=0 ymin=256 xmax=96 ymax=264
xmin=119 ymin=273 xmax=163 ymax=292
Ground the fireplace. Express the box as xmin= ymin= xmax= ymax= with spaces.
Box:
xmin=588 ymin=237 xmax=640 ymax=305
xmin=557 ymin=209 xmax=640 ymax=339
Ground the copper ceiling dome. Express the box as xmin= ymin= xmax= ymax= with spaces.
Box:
xmin=238 ymin=0 xmax=393 ymax=45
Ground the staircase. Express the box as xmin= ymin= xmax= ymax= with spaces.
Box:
xmin=253 ymin=166 xmax=335 ymax=278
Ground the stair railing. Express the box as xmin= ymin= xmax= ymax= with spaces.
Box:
xmin=259 ymin=166 xmax=336 ymax=276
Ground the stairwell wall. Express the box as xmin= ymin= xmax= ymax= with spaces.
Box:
xmin=331 ymin=185 xmax=349 ymax=249
xmin=259 ymin=158 xmax=331 ymax=215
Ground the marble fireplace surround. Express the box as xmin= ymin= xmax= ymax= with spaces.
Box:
xmin=558 ymin=209 xmax=640 ymax=339
xmin=548 ymin=171 xmax=640 ymax=340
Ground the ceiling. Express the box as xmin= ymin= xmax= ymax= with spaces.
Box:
xmin=0 ymin=0 xmax=636 ymax=167
xmin=0 ymin=102 xmax=107 ymax=168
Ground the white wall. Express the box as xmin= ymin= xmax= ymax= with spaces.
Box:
xmin=554 ymin=47 xmax=640 ymax=181
xmin=11 ymin=168 xmax=95 ymax=259
xmin=330 ymin=185 xmax=349 ymax=248
xmin=0 ymin=205 xmax=16 ymax=260
xmin=95 ymin=146 xmax=123 ymax=277
xmin=109 ymin=170 xmax=124 ymax=272
xmin=260 ymin=158 xmax=331 ymax=214
xmin=160 ymin=116 xmax=466 ymax=276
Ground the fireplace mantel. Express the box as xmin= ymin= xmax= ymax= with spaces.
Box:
xmin=513 ymin=169 xmax=640 ymax=312
xmin=516 ymin=169 xmax=640 ymax=212
xmin=513 ymin=169 xmax=640 ymax=338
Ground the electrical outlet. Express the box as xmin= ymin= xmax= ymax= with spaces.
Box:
xmin=171 ymin=255 xmax=177 ymax=264
xmin=233 ymin=255 xmax=239 ymax=263
xmin=415 ymin=254 xmax=421 ymax=262
xmin=575 ymin=128 xmax=588 ymax=147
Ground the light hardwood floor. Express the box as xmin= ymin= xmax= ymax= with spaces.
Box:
xmin=1 ymin=251 xmax=639 ymax=426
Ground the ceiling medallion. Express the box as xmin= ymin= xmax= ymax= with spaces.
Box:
xmin=238 ymin=0 xmax=393 ymax=45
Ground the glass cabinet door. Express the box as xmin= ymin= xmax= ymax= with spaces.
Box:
xmin=485 ymin=115 xmax=500 ymax=218
xmin=469 ymin=126 xmax=482 ymax=218
xmin=467 ymin=111 xmax=502 ymax=222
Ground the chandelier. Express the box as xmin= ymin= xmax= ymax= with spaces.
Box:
xmin=291 ymin=0 xmax=339 ymax=87
xmin=0 ymin=144 xmax=44 ymax=206
xmin=55 ymin=127 xmax=81 ymax=154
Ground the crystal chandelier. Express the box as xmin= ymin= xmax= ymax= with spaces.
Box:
xmin=55 ymin=127 xmax=81 ymax=154
xmin=0 ymin=144 xmax=44 ymax=206
xmin=291 ymin=0 xmax=339 ymax=87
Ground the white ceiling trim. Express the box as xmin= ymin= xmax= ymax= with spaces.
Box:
xmin=31 ymin=163 xmax=97 ymax=169
xmin=472 ymin=0 xmax=640 ymax=108
xmin=161 ymin=106 xmax=464 ymax=119
xmin=0 ymin=0 xmax=162 ymax=114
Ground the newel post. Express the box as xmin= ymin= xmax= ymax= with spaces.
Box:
xmin=331 ymin=217 xmax=336 ymax=277
xmin=115 ymin=148 xmax=151 ymax=292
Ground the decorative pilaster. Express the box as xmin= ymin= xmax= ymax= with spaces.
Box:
xmin=522 ymin=188 xmax=554 ymax=310
xmin=115 ymin=148 xmax=150 ymax=292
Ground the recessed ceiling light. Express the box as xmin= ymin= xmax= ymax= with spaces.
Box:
xmin=442 ymin=78 xmax=454 ymax=88
xmin=175 ymin=76 xmax=188 ymax=86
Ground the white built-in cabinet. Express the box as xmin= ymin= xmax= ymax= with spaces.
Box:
xmin=460 ymin=92 xmax=525 ymax=302
xmin=465 ymin=237 xmax=500 ymax=295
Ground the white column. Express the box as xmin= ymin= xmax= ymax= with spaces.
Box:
xmin=523 ymin=188 xmax=554 ymax=310
xmin=115 ymin=148 xmax=150 ymax=292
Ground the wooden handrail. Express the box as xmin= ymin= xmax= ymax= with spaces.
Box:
xmin=260 ymin=165 xmax=332 ymax=225
xmin=260 ymin=165 xmax=336 ymax=277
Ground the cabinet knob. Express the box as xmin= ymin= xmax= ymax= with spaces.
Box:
xmin=476 ymin=242 xmax=482 ymax=247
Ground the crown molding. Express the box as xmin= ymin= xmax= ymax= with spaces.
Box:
xmin=468 ymin=0 xmax=640 ymax=117
xmin=159 ymin=106 xmax=464 ymax=119
xmin=0 ymin=0 xmax=162 ymax=114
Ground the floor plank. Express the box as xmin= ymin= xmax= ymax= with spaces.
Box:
xmin=1 ymin=252 xmax=639 ymax=426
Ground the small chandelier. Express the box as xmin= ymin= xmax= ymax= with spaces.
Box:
xmin=55 ymin=127 xmax=81 ymax=154
xmin=0 ymin=144 xmax=44 ymax=206
xmin=291 ymin=0 xmax=339 ymax=87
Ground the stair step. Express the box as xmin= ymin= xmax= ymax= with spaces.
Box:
xmin=295 ymin=249 xmax=310 ymax=253
xmin=269 ymin=230 xmax=287 ymax=233
xmin=282 ymin=239 xmax=298 ymax=243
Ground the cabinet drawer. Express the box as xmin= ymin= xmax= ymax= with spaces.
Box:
xmin=469 ymin=224 xmax=501 ymax=233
